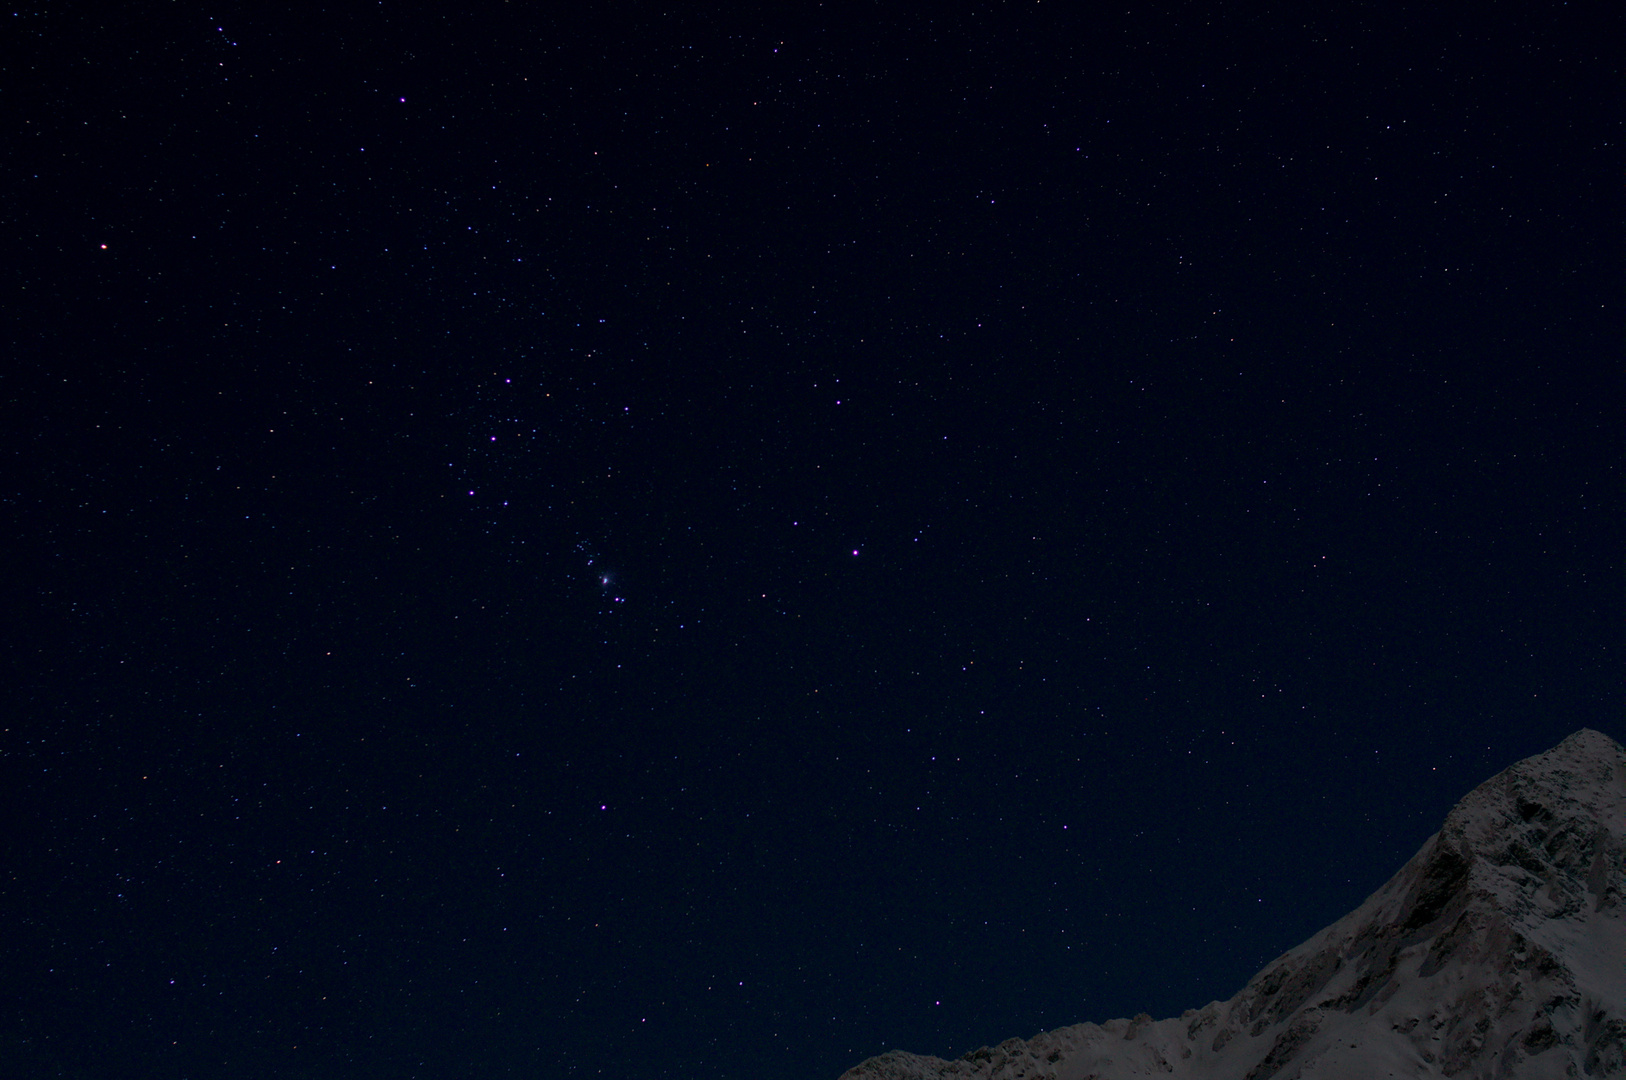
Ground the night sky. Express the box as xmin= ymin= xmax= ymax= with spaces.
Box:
xmin=4 ymin=2 xmax=1618 ymax=1078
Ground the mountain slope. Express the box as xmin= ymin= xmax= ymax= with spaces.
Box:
xmin=839 ymin=728 xmax=1626 ymax=1080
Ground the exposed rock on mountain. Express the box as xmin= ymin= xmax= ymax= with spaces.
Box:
xmin=840 ymin=728 xmax=1625 ymax=1080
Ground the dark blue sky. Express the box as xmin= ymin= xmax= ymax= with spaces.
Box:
xmin=4 ymin=2 xmax=1617 ymax=1078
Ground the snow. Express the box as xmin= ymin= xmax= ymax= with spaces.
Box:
xmin=839 ymin=728 xmax=1626 ymax=1080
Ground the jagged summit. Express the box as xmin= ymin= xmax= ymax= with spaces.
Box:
xmin=839 ymin=728 xmax=1626 ymax=1080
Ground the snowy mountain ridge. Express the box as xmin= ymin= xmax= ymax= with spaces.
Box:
xmin=839 ymin=728 xmax=1626 ymax=1080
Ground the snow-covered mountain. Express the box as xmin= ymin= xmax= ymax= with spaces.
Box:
xmin=839 ymin=728 xmax=1625 ymax=1080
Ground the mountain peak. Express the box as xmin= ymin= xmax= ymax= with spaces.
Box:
xmin=839 ymin=729 xmax=1626 ymax=1080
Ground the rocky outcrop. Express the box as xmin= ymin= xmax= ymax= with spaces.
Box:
xmin=840 ymin=728 xmax=1626 ymax=1080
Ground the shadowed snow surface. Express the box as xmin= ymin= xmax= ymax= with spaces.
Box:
xmin=840 ymin=728 xmax=1626 ymax=1080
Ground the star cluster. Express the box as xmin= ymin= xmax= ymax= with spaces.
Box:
xmin=3 ymin=4 xmax=1616 ymax=1079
